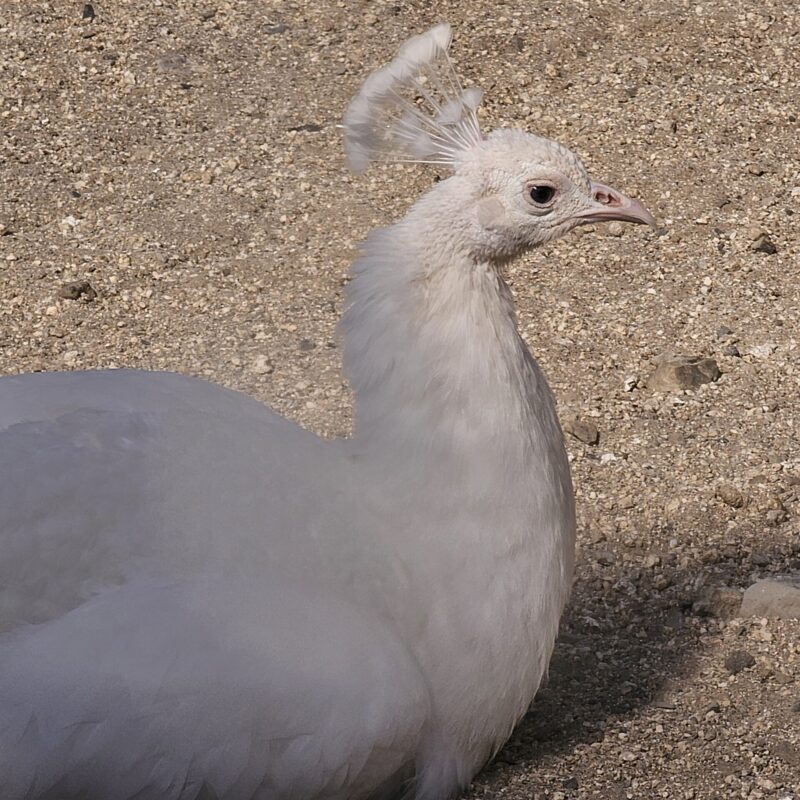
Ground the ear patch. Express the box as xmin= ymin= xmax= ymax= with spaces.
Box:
xmin=477 ymin=198 xmax=506 ymax=229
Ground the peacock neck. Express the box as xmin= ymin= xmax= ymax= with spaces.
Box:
xmin=341 ymin=183 xmax=564 ymax=479
xmin=340 ymin=185 xmax=576 ymax=780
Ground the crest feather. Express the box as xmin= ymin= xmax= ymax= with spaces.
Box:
xmin=343 ymin=24 xmax=484 ymax=173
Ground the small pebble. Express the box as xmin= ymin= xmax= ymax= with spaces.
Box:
xmin=58 ymin=280 xmax=97 ymax=301
xmin=724 ymin=649 xmax=756 ymax=675
xmin=649 ymin=355 xmax=721 ymax=392
xmin=751 ymin=233 xmax=777 ymax=254
xmin=252 ymin=355 xmax=274 ymax=375
xmin=563 ymin=418 xmax=599 ymax=445
xmin=716 ymin=484 xmax=745 ymax=508
xmin=607 ymin=222 xmax=625 ymax=237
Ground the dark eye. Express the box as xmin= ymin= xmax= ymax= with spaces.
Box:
xmin=529 ymin=185 xmax=556 ymax=205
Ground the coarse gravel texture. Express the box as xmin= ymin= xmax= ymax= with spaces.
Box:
xmin=1 ymin=1 xmax=799 ymax=798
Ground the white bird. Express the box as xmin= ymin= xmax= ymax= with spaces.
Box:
xmin=0 ymin=24 xmax=654 ymax=800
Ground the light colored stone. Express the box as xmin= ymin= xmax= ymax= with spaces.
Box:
xmin=607 ymin=221 xmax=625 ymax=237
xmin=745 ymin=343 xmax=776 ymax=358
xmin=716 ymin=484 xmax=746 ymax=508
xmin=563 ymin=417 xmax=599 ymax=445
xmin=252 ymin=355 xmax=274 ymax=375
xmin=740 ymin=576 xmax=800 ymax=619
xmin=648 ymin=356 xmax=721 ymax=392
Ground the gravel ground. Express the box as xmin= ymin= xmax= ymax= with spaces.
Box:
xmin=1 ymin=1 xmax=799 ymax=798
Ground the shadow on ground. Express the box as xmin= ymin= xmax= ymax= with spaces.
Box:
xmin=466 ymin=526 xmax=800 ymax=796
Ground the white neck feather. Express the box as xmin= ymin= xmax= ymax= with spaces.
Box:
xmin=342 ymin=178 xmax=562 ymax=472
xmin=340 ymin=179 xmax=576 ymax=790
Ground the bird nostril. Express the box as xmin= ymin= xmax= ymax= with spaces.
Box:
xmin=593 ymin=188 xmax=622 ymax=207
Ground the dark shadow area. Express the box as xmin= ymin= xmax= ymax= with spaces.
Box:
xmin=465 ymin=525 xmax=800 ymax=797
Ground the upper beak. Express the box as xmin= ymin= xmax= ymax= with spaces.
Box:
xmin=575 ymin=180 xmax=657 ymax=228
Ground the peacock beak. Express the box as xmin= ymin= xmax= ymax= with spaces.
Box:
xmin=575 ymin=180 xmax=657 ymax=227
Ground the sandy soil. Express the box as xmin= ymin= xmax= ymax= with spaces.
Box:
xmin=1 ymin=1 xmax=799 ymax=797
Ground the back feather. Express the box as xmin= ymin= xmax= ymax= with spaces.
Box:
xmin=343 ymin=23 xmax=483 ymax=172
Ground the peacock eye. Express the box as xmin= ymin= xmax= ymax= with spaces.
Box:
xmin=528 ymin=185 xmax=556 ymax=205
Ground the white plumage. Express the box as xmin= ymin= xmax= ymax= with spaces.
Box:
xmin=0 ymin=24 xmax=654 ymax=800
xmin=343 ymin=23 xmax=483 ymax=171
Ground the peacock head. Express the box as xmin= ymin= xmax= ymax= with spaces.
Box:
xmin=458 ymin=127 xmax=655 ymax=258
xmin=343 ymin=23 xmax=655 ymax=259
